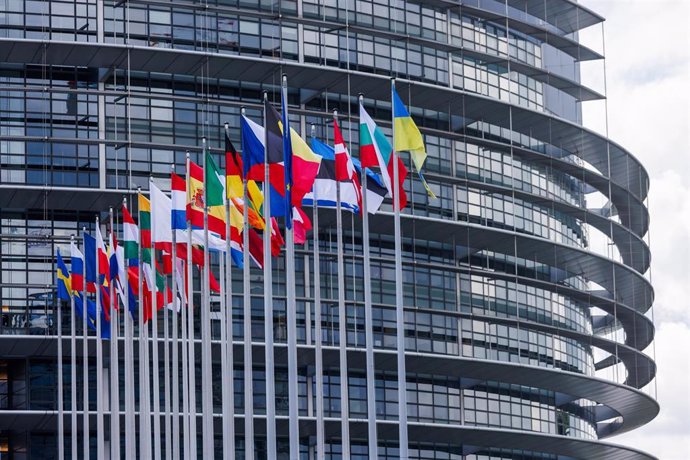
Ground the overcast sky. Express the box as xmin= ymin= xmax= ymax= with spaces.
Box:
xmin=579 ymin=0 xmax=690 ymax=458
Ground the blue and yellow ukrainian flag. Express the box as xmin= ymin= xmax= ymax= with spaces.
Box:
xmin=392 ymin=86 xmax=436 ymax=199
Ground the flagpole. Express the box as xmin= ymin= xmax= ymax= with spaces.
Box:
xmin=181 ymin=153 xmax=191 ymax=460
xmin=218 ymin=229 xmax=231 ymax=459
xmin=310 ymin=124 xmax=325 ymax=460
xmin=81 ymin=228 xmax=90 ymax=460
xmin=262 ymin=91 xmax=277 ymax=459
xmin=358 ymin=95 xmax=378 ymax=459
xmin=223 ymin=122 xmax=236 ymax=460
xmin=390 ymin=78 xmax=409 ymax=458
xmin=69 ymin=236 xmax=78 ymax=460
xmin=240 ymin=107 xmax=255 ymax=458
xmin=170 ymin=165 xmax=181 ymax=460
xmin=332 ymin=109 xmax=351 ymax=457
xmin=95 ymin=215 xmax=105 ymax=458
xmin=122 ymin=197 xmax=137 ymax=460
xmin=164 ymin=273 xmax=172 ymax=460
xmin=109 ymin=207 xmax=121 ymax=460
xmin=150 ymin=178 xmax=163 ymax=460
xmin=138 ymin=186 xmax=152 ymax=460
xmin=57 ymin=278 xmax=65 ymax=460
xmin=283 ymin=75 xmax=300 ymax=460
xmin=201 ymin=137 xmax=214 ymax=458
xmin=180 ymin=246 xmax=190 ymax=460
xmin=186 ymin=152 xmax=198 ymax=459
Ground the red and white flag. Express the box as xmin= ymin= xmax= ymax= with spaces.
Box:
xmin=334 ymin=118 xmax=363 ymax=214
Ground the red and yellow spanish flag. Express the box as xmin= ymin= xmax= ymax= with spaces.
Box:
xmin=186 ymin=159 xmax=230 ymax=237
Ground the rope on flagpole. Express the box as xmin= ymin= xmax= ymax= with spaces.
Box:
xmin=391 ymin=78 xmax=409 ymax=459
xmin=150 ymin=177 xmax=162 ymax=460
xmin=57 ymin=280 xmax=64 ymax=460
xmin=262 ymin=91 xmax=278 ymax=460
xmin=69 ymin=236 xmax=78 ymax=460
xmin=186 ymin=153 xmax=198 ymax=459
xmin=82 ymin=228 xmax=90 ymax=460
xmin=333 ymin=109 xmax=351 ymax=458
xmin=95 ymin=215 xmax=105 ymax=457
xmin=138 ymin=185 xmax=152 ymax=459
xmin=163 ymin=267 xmax=172 ymax=460
xmin=123 ymin=196 xmax=136 ymax=460
xmin=170 ymin=164 xmax=181 ymax=460
xmin=284 ymin=74 xmax=300 ymax=460
xmin=359 ymin=93 xmax=379 ymax=459
xmin=310 ymin=123 xmax=326 ymax=460
xmin=109 ymin=207 xmax=121 ymax=460
xmin=200 ymin=138 xmax=214 ymax=458
xmin=240 ymin=107 xmax=255 ymax=458
xmin=222 ymin=122 xmax=236 ymax=459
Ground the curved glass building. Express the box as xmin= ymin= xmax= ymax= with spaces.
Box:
xmin=0 ymin=0 xmax=657 ymax=458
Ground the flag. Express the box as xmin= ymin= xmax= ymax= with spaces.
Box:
xmin=230 ymin=197 xmax=264 ymax=230
xmin=174 ymin=259 xmax=187 ymax=309
xmin=150 ymin=180 xmax=173 ymax=247
xmin=264 ymin=100 xmax=288 ymax=217
xmin=223 ymin=135 xmax=265 ymax=230
xmin=270 ymin=217 xmax=285 ymax=257
xmin=95 ymin=224 xmax=110 ymax=284
xmin=241 ymin=114 xmax=267 ymax=182
xmin=173 ymin=171 xmax=236 ymax=267
xmin=108 ymin=230 xmax=119 ymax=312
xmin=334 ymin=118 xmax=362 ymax=213
xmin=171 ymin=172 xmax=187 ymax=232
xmin=392 ymin=86 xmax=435 ymax=198
xmin=56 ymin=249 xmax=72 ymax=301
xmin=267 ymin=102 xmax=323 ymax=221
xmin=108 ymin=231 xmax=119 ymax=286
xmin=122 ymin=204 xmax=139 ymax=260
xmin=138 ymin=192 xmax=155 ymax=322
xmin=187 ymin=159 xmax=231 ymax=237
xmin=280 ymin=89 xmax=294 ymax=227
xmin=247 ymin=228 xmax=264 ymax=269
xmin=205 ymin=152 xmax=234 ymax=232
xmin=70 ymin=240 xmax=84 ymax=291
xmin=359 ymin=103 xmax=408 ymax=210
xmin=116 ymin=245 xmax=137 ymax=319
xmin=100 ymin=284 xmax=111 ymax=323
xmin=152 ymin=179 xmax=227 ymax=285
xmin=247 ymin=180 xmax=264 ymax=214
xmin=287 ymin=127 xmax=322 ymax=211
xmin=352 ymin=157 xmax=388 ymax=214
xmin=98 ymin=286 xmax=111 ymax=339
xmin=305 ymin=137 xmax=364 ymax=213
xmin=293 ymin=207 xmax=312 ymax=245
xmin=74 ymin=293 xmax=97 ymax=332
xmin=84 ymin=232 xmax=97 ymax=292
xmin=225 ymin=135 xmax=244 ymax=200
xmin=239 ymin=114 xmax=286 ymax=254
xmin=239 ymin=115 xmax=275 ymax=213
xmin=138 ymin=193 xmax=152 ymax=251
xmin=228 ymin=229 xmax=244 ymax=269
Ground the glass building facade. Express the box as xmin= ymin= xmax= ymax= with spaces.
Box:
xmin=0 ymin=0 xmax=657 ymax=458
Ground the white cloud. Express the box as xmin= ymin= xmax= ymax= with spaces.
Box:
xmin=612 ymin=323 xmax=690 ymax=459
xmin=580 ymin=0 xmax=690 ymax=458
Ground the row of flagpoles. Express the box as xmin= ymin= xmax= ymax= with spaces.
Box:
xmin=53 ymin=77 xmax=429 ymax=459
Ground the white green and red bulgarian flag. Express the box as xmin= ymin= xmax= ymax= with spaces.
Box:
xmin=359 ymin=102 xmax=408 ymax=210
